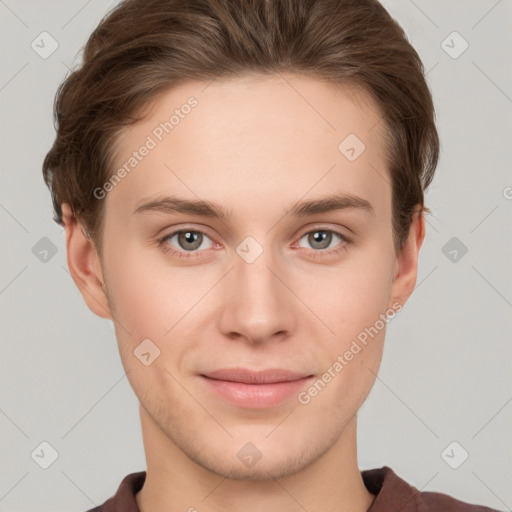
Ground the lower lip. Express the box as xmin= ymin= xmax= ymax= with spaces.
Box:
xmin=200 ymin=375 xmax=313 ymax=409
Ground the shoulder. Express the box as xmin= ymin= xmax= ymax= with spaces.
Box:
xmin=420 ymin=490 xmax=503 ymax=512
xmin=84 ymin=471 xmax=146 ymax=512
xmin=362 ymin=466 xmax=504 ymax=512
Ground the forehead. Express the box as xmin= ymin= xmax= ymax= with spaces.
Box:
xmin=107 ymin=73 xmax=390 ymax=223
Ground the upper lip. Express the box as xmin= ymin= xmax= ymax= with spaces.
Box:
xmin=201 ymin=368 xmax=312 ymax=384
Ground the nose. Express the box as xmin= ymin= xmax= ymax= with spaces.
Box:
xmin=217 ymin=244 xmax=297 ymax=345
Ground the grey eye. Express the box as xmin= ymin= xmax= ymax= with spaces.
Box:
xmin=298 ymin=230 xmax=342 ymax=251
xmin=177 ymin=231 xmax=203 ymax=251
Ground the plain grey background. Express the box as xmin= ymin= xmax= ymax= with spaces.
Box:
xmin=1 ymin=0 xmax=511 ymax=511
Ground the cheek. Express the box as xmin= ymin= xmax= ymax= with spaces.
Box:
xmin=101 ymin=231 xmax=218 ymax=389
xmin=103 ymin=245 xmax=202 ymax=402
xmin=298 ymin=245 xmax=395 ymax=409
xmin=310 ymin=245 xmax=395 ymax=345
xmin=104 ymin=241 xmax=219 ymax=361
xmin=297 ymin=254 xmax=392 ymax=415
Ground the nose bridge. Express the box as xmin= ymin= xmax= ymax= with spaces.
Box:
xmin=237 ymin=246 xmax=279 ymax=301
xmin=218 ymin=236 xmax=295 ymax=342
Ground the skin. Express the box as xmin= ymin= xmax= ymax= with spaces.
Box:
xmin=61 ymin=73 xmax=425 ymax=512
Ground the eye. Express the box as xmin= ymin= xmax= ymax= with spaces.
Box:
xmin=158 ymin=229 xmax=215 ymax=258
xmin=157 ymin=226 xmax=350 ymax=260
xmin=296 ymin=229 xmax=349 ymax=255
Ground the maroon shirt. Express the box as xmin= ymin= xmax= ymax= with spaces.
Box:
xmin=86 ymin=466 xmax=502 ymax=512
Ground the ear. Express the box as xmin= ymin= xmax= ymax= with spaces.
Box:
xmin=388 ymin=206 xmax=426 ymax=309
xmin=61 ymin=203 xmax=112 ymax=319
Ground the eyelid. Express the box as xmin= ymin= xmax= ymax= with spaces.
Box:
xmin=293 ymin=223 xmax=352 ymax=245
xmin=296 ymin=222 xmax=349 ymax=236
xmin=156 ymin=225 xmax=220 ymax=259
xmin=292 ymin=226 xmax=351 ymax=256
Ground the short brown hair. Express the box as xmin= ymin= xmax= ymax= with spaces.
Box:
xmin=42 ymin=0 xmax=439 ymax=257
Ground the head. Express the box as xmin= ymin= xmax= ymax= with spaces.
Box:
xmin=43 ymin=0 xmax=438 ymax=480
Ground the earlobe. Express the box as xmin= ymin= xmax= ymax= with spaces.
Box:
xmin=61 ymin=203 xmax=112 ymax=320
xmin=388 ymin=207 xmax=426 ymax=310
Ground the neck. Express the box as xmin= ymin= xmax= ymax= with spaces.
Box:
xmin=136 ymin=407 xmax=375 ymax=512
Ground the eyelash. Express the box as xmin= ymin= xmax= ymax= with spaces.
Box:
xmin=156 ymin=227 xmax=351 ymax=260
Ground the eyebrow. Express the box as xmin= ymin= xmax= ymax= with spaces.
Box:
xmin=132 ymin=193 xmax=374 ymax=219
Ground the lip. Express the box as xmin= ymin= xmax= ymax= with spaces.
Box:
xmin=199 ymin=368 xmax=314 ymax=409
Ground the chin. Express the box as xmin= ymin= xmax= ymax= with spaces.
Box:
xmin=195 ymin=450 xmax=313 ymax=481
xmin=183 ymin=428 xmax=337 ymax=482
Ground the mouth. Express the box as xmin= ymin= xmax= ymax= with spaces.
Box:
xmin=199 ymin=368 xmax=314 ymax=409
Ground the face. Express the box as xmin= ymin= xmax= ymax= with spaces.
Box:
xmin=68 ymin=73 xmax=421 ymax=480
